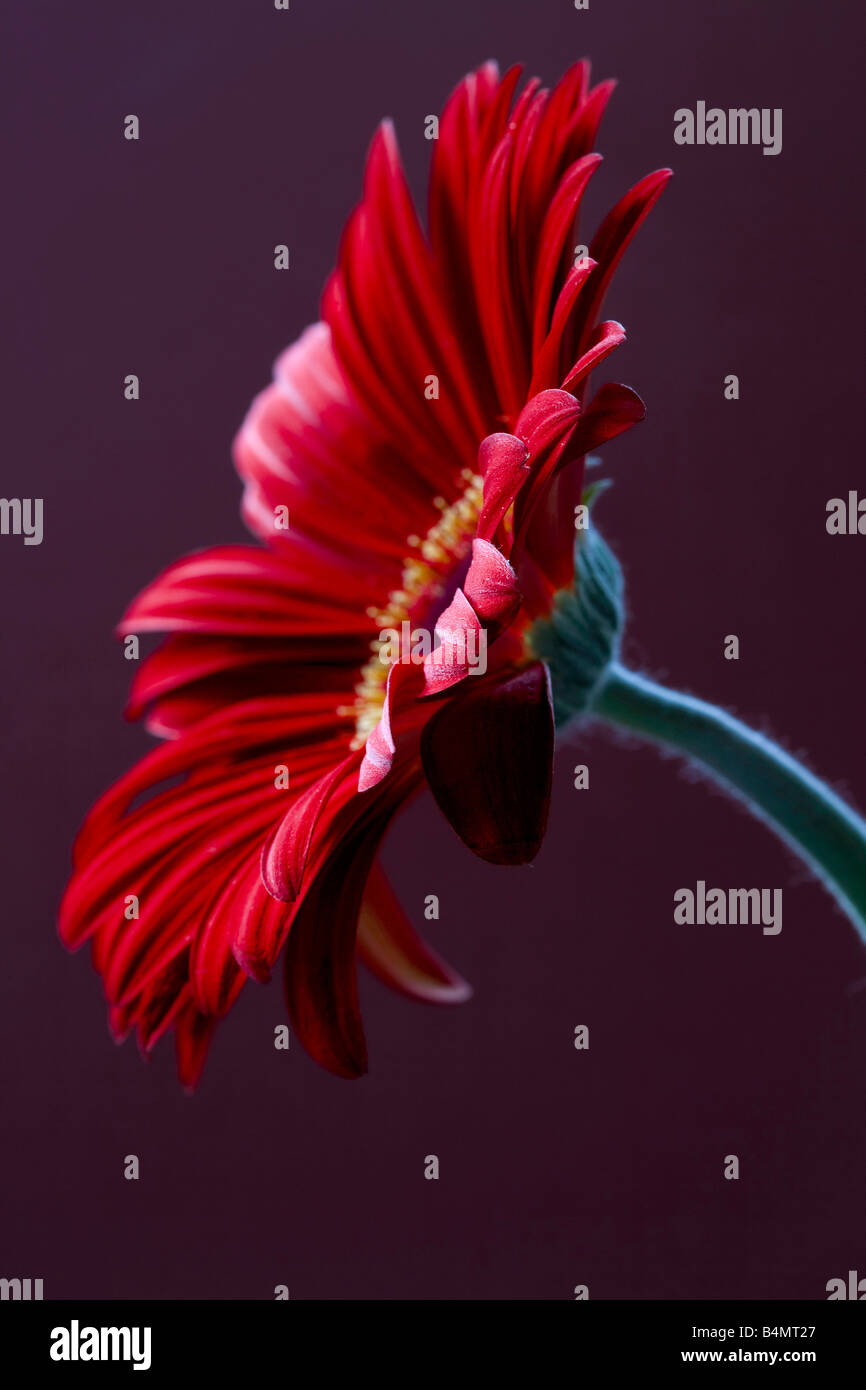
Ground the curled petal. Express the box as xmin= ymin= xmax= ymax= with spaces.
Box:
xmin=422 ymin=588 xmax=484 ymax=696
xmin=477 ymin=432 xmax=530 ymax=544
xmin=463 ymin=538 xmax=521 ymax=635
xmin=512 ymin=383 xmax=645 ymax=559
xmin=515 ymin=388 xmax=581 ymax=458
xmin=561 ymin=319 xmax=627 ymax=394
xmin=359 ymin=660 xmax=425 ymax=792
xmin=568 ymin=382 xmax=646 ymax=456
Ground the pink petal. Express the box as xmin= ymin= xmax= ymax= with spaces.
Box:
xmin=422 ymin=588 xmax=484 ymax=696
xmin=463 ymin=538 xmax=521 ymax=634
xmin=358 ymin=660 xmax=425 ymax=792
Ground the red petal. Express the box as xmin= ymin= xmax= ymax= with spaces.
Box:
xmin=260 ymin=755 xmax=358 ymax=903
xmin=476 ymin=432 xmax=530 ymax=544
xmin=121 ymin=546 xmax=372 ymax=638
xmin=561 ymin=319 xmax=627 ymax=394
xmin=528 ymin=257 xmax=597 ymax=396
xmin=571 ymin=168 xmax=673 ymax=356
xmin=282 ymin=831 xmax=379 ymax=1079
xmin=530 ymin=154 xmax=602 ymax=357
xmin=568 ymin=381 xmax=646 ymax=456
xmin=515 ymin=388 xmax=581 ymax=458
xmin=356 ymin=861 xmax=472 ymax=1005
xmin=225 ymin=856 xmax=295 ymax=985
xmin=175 ymin=1001 xmax=217 ymax=1092
xmin=282 ymin=757 xmax=423 ymax=1077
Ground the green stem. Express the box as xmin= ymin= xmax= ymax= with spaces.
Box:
xmin=591 ymin=662 xmax=866 ymax=944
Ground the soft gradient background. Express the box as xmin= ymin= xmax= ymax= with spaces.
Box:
xmin=2 ymin=0 xmax=864 ymax=1299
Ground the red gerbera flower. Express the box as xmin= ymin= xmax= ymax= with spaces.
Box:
xmin=60 ymin=60 xmax=670 ymax=1085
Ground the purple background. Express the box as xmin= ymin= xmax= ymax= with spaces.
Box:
xmin=2 ymin=0 xmax=865 ymax=1299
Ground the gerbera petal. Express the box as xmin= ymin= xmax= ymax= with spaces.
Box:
xmin=567 ymin=381 xmax=646 ymax=457
xmin=125 ymin=634 xmax=359 ymax=733
xmin=225 ymin=855 xmax=295 ymax=984
xmin=561 ymin=319 xmax=627 ymax=394
xmin=421 ymin=588 xmax=484 ymax=696
xmin=515 ymin=387 xmax=581 ymax=458
xmin=73 ymin=693 xmax=342 ymax=862
xmin=282 ymin=755 xmax=424 ymax=1076
xmin=281 ymin=831 xmax=379 ymax=1079
xmin=570 ymin=167 xmax=673 ymax=358
xmin=260 ymin=755 xmax=359 ymax=903
xmin=358 ymin=659 xmax=425 ymax=793
xmin=476 ymin=432 xmax=530 ymax=544
xmin=463 ymin=538 xmax=521 ymax=634
xmin=135 ymin=965 xmax=192 ymax=1055
xmin=122 ymin=546 xmax=372 ymax=637
xmin=356 ymin=861 xmax=472 ymax=1005
xmin=189 ymin=881 xmax=248 ymax=1016
xmin=528 ymin=258 xmax=598 ymax=396
xmin=421 ymin=662 xmax=555 ymax=865
xmin=175 ymin=1000 xmax=218 ymax=1092
xmin=530 ymin=154 xmax=603 ymax=358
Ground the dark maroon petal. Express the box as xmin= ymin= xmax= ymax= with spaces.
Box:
xmin=421 ymin=662 xmax=554 ymax=865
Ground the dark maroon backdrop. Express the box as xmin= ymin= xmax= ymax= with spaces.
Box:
xmin=2 ymin=0 xmax=864 ymax=1300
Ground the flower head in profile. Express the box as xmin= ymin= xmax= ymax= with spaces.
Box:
xmin=60 ymin=61 xmax=670 ymax=1083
